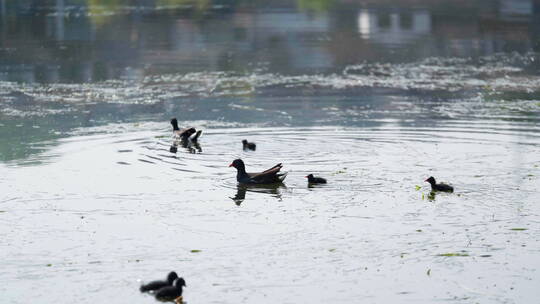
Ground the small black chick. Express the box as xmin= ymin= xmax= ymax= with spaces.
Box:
xmin=155 ymin=277 xmax=186 ymax=302
xmin=242 ymin=139 xmax=256 ymax=151
xmin=425 ymin=176 xmax=454 ymax=192
xmin=140 ymin=271 xmax=178 ymax=293
xmin=306 ymin=174 xmax=327 ymax=184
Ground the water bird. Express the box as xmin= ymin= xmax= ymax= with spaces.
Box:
xmin=155 ymin=277 xmax=186 ymax=302
xmin=242 ymin=139 xmax=256 ymax=151
xmin=425 ymin=176 xmax=454 ymax=192
xmin=171 ymin=118 xmax=202 ymax=141
xmin=139 ymin=271 xmax=178 ymax=293
xmin=305 ymin=174 xmax=327 ymax=184
xmin=229 ymin=159 xmax=287 ymax=184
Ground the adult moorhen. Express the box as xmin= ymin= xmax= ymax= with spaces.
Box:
xmin=425 ymin=176 xmax=454 ymax=192
xmin=229 ymin=159 xmax=287 ymax=184
xmin=242 ymin=139 xmax=256 ymax=151
xmin=306 ymin=174 xmax=327 ymax=184
xmin=155 ymin=277 xmax=186 ymax=302
xmin=139 ymin=271 xmax=178 ymax=293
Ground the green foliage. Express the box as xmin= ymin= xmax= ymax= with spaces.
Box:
xmin=297 ymin=0 xmax=336 ymax=12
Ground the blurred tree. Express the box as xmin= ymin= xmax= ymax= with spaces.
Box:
xmin=87 ymin=0 xmax=123 ymax=27
xmin=297 ymin=0 xmax=336 ymax=12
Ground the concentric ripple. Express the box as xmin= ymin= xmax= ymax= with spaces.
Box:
xmin=1 ymin=119 xmax=539 ymax=304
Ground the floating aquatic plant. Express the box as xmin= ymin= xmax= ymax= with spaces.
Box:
xmin=332 ymin=169 xmax=346 ymax=175
xmin=437 ymin=252 xmax=469 ymax=257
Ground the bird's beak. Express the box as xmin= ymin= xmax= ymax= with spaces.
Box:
xmin=424 ymin=179 xmax=428 ymax=182
xmin=304 ymin=176 xmax=308 ymax=178
xmin=229 ymin=163 xmax=233 ymax=167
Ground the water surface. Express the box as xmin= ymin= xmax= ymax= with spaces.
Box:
xmin=1 ymin=1 xmax=540 ymax=303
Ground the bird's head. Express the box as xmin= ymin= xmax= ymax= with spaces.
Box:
xmin=424 ymin=176 xmax=436 ymax=184
xmin=229 ymin=159 xmax=245 ymax=169
xmin=175 ymin=277 xmax=186 ymax=287
xmin=167 ymin=271 xmax=179 ymax=284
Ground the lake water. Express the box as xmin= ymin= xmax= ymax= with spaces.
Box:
xmin=1 ymin=1 xmax=540 ymax=303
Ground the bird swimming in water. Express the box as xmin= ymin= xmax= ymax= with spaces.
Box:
xmin=305 ymin=174 xmax=327 ymax=184
xmin=242 ymin=139 xmax=256 ymax=151
xmin=425 ymin=176 xmax=454 ymax=192
xmin=171 ymin=118 xmax=202 ymax=141
xmin=229 ymin=159 xmax=287 ymax=184
xmin=139 ymin=271 xmax=178 ymax=293
xmin=155 ymin=277 xmax=186 ymax=302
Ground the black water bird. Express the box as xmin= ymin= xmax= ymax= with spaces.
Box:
xmin=139 ymin=271 xmax=178 ymax=293
xmin=425 ymin=176 xmax=454 ymax=192
xmin=229 ymin=159 xmax=287 ymax=184
xmin=191 ymin=130 xmax=202 ymax=142
xmin=171 ymin=118 xmax=201 ymax=141
xmin=155 ymin=277 xmax=186 ymax=302
xmin=242 ymin=139 xmax=256 ymax=151
xmin=305 ymin=174 xmax=327 ymax=184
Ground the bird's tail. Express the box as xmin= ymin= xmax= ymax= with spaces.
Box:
xmin=277 ymin=172 xmax=288 ymax=182
xmin=191 ymin=130 xmax=202 ymax=141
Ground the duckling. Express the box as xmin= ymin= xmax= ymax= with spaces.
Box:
xmin=425 ymin=176 xmax=454 ymax=192
xmin=139 ymin=271 xmax=178 ymax=293
xmin=242 ymin=139 xmax=256 ymax=151
xmin=305 ymin=174 xmax=327 ymax=184
xmin=155 ymin=278 xmax=186 ymax=302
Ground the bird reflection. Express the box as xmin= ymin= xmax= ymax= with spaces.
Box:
xmin=169 ymin=138 xmax=203 ymax=154
xmin=231 ymin=185 xmax=247 ymax=205
xmin=230 ymin=183 xmax=286 ymax=205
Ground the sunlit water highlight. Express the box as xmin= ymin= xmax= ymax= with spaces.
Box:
xmin=1 ymin=120 xmax=539 ymax=304
xmin=1 ymin=53 xmax=539 ymax=109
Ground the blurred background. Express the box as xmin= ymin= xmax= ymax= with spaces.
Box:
xmin=1 ymin=0 xmax=539 ymax=83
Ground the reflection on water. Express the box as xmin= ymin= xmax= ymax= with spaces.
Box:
xmin=170 ymin=137 xmax=203 ymax=154
xmin=0 ymin=0 xmax=539 ymax=83
xmin=1 ymin=0 xmax=539 ymax=164
xmin=231 ymin=184 xmax=247 ymax=205
xmin=357 ymin=9 xmax=431 ymax=43
xmin=230 ymin=183 xmax=285 ymax=205
xmin=1 ymin=1 xmax=540 ymax=304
